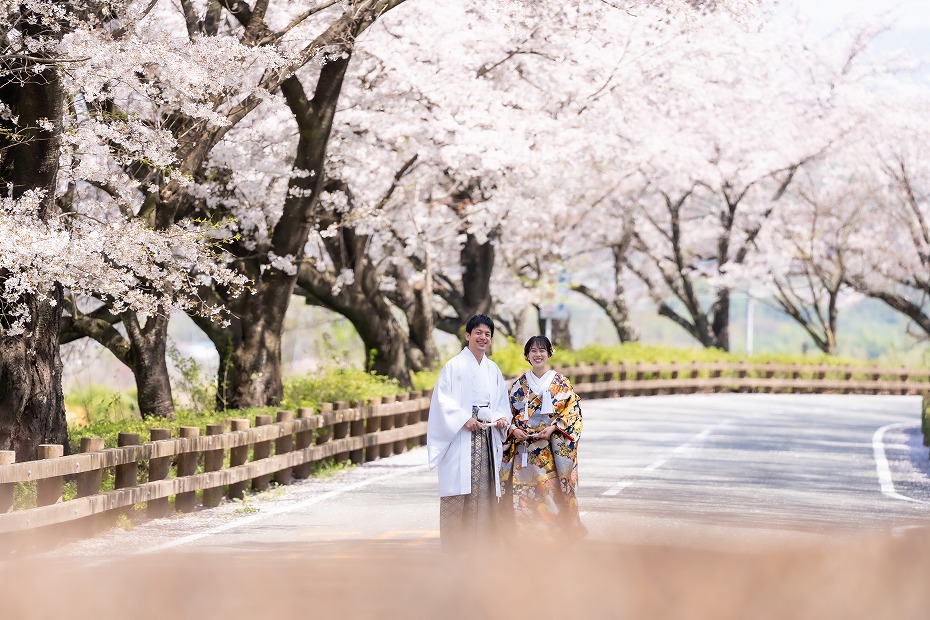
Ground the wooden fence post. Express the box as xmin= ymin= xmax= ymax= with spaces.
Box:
xmin=294 ymin=408 xmax=315 ymax=479
xmin=274 ymin=411 xmax=294 ymax=486
xmin=36 ymin=444 xmax=64 ymax=507
xmin=790 ymin=363 xmax=801 ymax=394
xmin=922 ymin=392 xmax=930 ymax=448
xmin=420 ymin=391 xmax=432 ymax=445
xmin=388 ymin=394 xmax=406 ymax=455
xmin=228 ymin=419 xmax=251 ymax=500
xmin=202 ymin=423 xmax=226 ymax=508
xmin=76 ymin=437 xmax=105 ymax=499
xmin=114 ymin=433 xmax=140 ymax=520
xmin=366 ymin=398 xmax=383 ymax=462
xmin=252 ymin=414 xmax=274 ymax=491
xmin=764 ymin=362 xmax=775 ymax=394
xmin=316 ymin=403 xmax=334 ymax=445
xmin=147 ymin=429 xmax=171 ymax=518
xmin=333 ymin=401 xmax=350 ymax=465
xmin=175 ymin=426 xmax=200 ymax=513
xmin=0 ymin=451 xmax=15 ymax=513
xmin=74 ymin=437 xmax=106 ymax=535
xmin=114 ymin=433 xmax=140 ymax=491
xmin=350 ymin=400 xmax=367 ymax=465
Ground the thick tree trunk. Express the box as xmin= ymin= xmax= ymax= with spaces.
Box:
xmin=0 ymin=291 xmax=67 ymax=461
xmin=228 ymin=293 xmax=287 ymax=408
xmin=0 ymin=40 xmax=68 ymax=460
xmin=710 ymin=290 xmax=730 ymax=351
xmin=297 ymin=263 xmax=415 ymax=388
xmin=407 ymin=276 xmax=439 ymax=371
xmin=124 ymin=313 xmax=175 ymax=419
xmin=461 ymin=233 xmax=494 ymax=317
xmin=436 ymin=232 xmax=497 ymax=335
xmin=363 ymin=319 xmax=412 ymax=385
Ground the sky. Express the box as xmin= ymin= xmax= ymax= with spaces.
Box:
xmin=780 ymin=0 xmax=930 ymax=57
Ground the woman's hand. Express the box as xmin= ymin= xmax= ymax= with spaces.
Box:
xmin=537 ymin=425 xmax=557 ymax=439
xmin=511 ymin=428 xmax=529 ymax=441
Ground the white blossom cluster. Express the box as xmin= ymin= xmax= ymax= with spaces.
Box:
xmin=0 ymin=190 xmax=246 ymax=335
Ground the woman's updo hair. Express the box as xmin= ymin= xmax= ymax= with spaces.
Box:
xmin=523 ymin=335 xmax=553 ymax=358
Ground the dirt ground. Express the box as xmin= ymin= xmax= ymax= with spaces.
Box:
xmin=3 ymin=527 xmax=930 ymax=620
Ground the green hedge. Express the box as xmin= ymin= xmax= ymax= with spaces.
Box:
xmin=67 ymin=367 xmax=405 ymax=452
xmin=485 ymin=339 xmax=866 ymax=378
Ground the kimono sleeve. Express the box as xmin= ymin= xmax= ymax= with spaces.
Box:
xmin=489 ymin=363 xmax=513 ymax=425
xmin=553 ymin=373 xmax=583 ymax=441
xmin=426 ymin=360 xmax=471 ymax=469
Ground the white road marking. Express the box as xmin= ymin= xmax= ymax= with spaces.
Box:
xmin=872 ymin=422 xmax=929 ymax=505
xmin=602 ymin=421 xmax=730 ymax=497
xmin=138 ymin=464 xmax=430 ymax=554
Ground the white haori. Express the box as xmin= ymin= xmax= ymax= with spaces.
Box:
xmin=427 ymin=347 xmax=511 ymax=497
xmin=525 ymin=370 xmax=557 ymax=414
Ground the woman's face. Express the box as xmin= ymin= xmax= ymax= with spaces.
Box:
xmin=526 ymin=344 xmax=550 ymax=371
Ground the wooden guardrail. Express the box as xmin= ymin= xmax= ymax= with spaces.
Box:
xmin=2 ymin=360 xmax=927 ymax=539
xmin=567 ymin=361 xmax=930 ymax=399
xmin=0 ymin=392 xmax=430 ymax=537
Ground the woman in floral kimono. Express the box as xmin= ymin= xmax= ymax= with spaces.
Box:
xmin=501 ymin=335 xmax=586 ymax=539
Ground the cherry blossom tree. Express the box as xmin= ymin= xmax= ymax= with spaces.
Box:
xmin=0 ymin=0 xmax=244 ymax=457
xmin=841 ymin=88 xmax=930 ymax=341
xmin=615 ymin=14 xmax=882 ymax=351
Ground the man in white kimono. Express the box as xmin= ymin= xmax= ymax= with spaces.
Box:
xmin=427 ymin=314 xmax=511 ymax=550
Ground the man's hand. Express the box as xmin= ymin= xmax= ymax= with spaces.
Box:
xmin=463 ymin=418 xmax=482 ymax=432
xmin=494 ymin=417 xmax=508 ymax=429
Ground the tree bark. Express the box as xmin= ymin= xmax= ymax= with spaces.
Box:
xmin=124 ymin=313 xmax=175 ymax=418
xmin=0 ymin=30 xmax=68 ymax=460
xmin=435 ymin=232 xmax=497 ymax=335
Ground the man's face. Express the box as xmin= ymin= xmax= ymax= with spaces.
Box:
xmin=465 ymin=324 xmax=493 ymax=355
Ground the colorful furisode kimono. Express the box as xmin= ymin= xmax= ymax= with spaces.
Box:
xmin=501 ymin=370 xmax=585 ymax=538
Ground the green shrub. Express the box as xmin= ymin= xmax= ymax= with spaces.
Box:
xmin=281 ymin=367 xmax=404 ymax=410
xmin=65 ymin=385 xmax=139 ymax=424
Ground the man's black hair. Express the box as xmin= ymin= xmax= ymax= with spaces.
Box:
xmin=465 ymin=314 xmax=495 ymax=336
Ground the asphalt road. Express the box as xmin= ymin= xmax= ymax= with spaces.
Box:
xmin=49 ymin=393 xmax=930 ymax=559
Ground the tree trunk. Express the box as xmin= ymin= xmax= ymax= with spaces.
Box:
xmin=228 ymin=292 xmax=287 ymax=408
xmin=124 ymin=313 xmax=175 ymax=419
xmin=406 ymin=290 xmax=439 ymax=371
xmin=436 ymin=232 xmax=497 ymax=335
xmin=538 ymin=316 xmax=573 ymax=350
xmin=198 ymin=56 xmax=354 ymax=409
xmin=0 ymin=291 xmax=67 ymax=461
xmin=710 ymin=290 xmax=730 ymax=351
xmin=0 ymin=37 xmax=68 ymax=460
xmin=573 ymin=247 xmax=636 ymax=343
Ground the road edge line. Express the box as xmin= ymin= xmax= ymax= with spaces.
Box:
xmin=137 ymin=463 xmax=430 ymax=555
xmin=872 ymin=422 xmax=928 ymax=505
